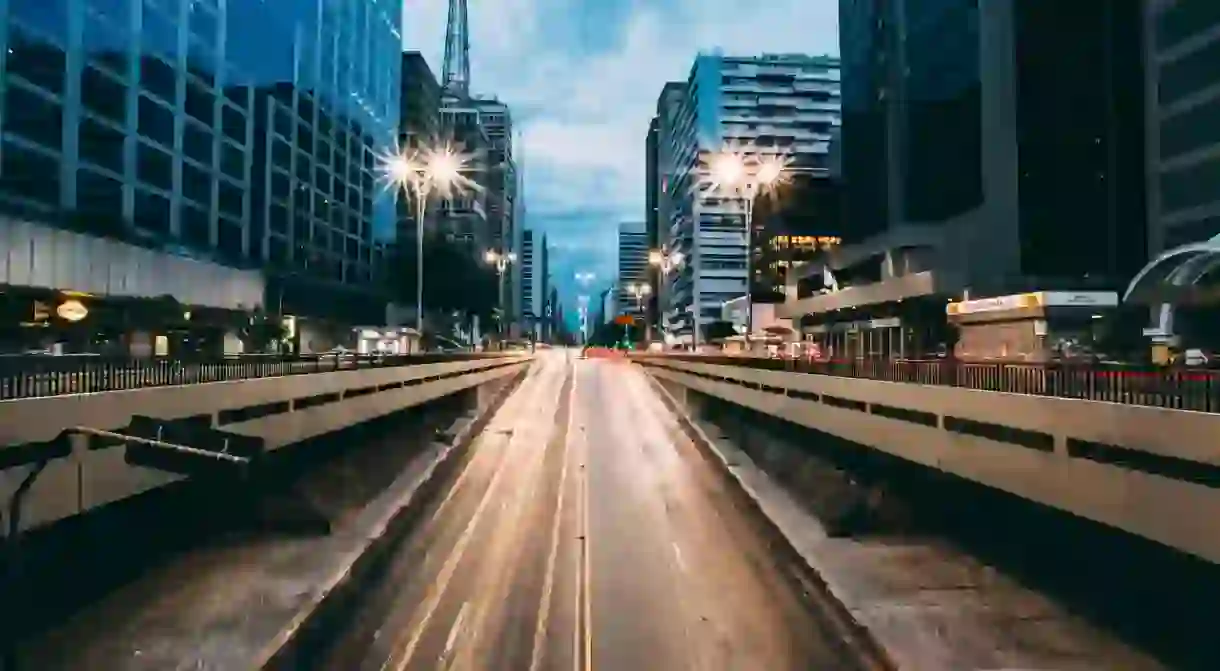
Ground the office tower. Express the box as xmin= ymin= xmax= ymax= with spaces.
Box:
xmin=0 ymin=0 xmax=402 ymax=332
xmin=521 ymin=228 xmax=536 ymax=335
xmin=1145 ymin=0 xmax=1220 ymax=252
xmin=833 ymin=0 xmax=1145 ymax=293
xmin=473 ymin=98 xmax=520 ymax=333
xmin=617 ymin=224 xmax=650 ymax=316
xmin=658 ymin=53 xmax=841 ymax=342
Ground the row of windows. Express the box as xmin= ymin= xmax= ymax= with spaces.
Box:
xmin=1160 ymin=153 xmax=1220 ymax=214
xmin=1158 ymin=35 xmax=1220 ymax=105
xmin=1160 ymin=93 xmax=1220 ymax=160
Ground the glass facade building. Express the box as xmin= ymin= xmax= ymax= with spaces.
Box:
xmin=1150 ymin=0 xmax=1220 ymax=251
xmin=0 ymin=0 xmax=401 ymax=301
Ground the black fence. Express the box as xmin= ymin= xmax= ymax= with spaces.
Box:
xmin=646 ymin=355 xmax=1220 ymax=414
xmin=0 ymin=352 xmax=510 ymax=401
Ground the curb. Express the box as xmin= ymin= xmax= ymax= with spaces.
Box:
xmin=641 ymin=367 xmax=896 ymax=671
xmin=255 ymin=364 xmax=531 ymax=669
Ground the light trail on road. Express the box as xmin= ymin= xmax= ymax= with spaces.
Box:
xmin=313 ymin=350 xmax=867 ymax=670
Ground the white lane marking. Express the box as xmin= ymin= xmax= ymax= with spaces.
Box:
xmin=443 ymin=602 xmax=469 ymax=657
xmin=671 ymin=542 xmax=686 ymax=572
xmin=529 ymin=366 xmax=576 ymax=671
xmin=581 ymin=379 xmax=594 ymax=671
xmin=385 ymin=363 xmax=563 ymax=671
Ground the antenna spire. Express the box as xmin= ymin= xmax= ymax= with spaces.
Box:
xmin=441 ymin=0 xmax=470 ymax=98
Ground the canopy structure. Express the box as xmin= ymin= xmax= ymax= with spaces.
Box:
xmin=1124 ymin=233 xmax=1220 ymax=304
xmin=1123 ymin=234 xmax=1220 ymax=338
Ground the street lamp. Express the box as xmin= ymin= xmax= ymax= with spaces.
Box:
xmin=378 ymin=142 xmax=473 ymax=336
xmin=648 ymin=247 xmax=683 ymax=344
xmin=484 ymin=249 xmax=516 ymax=333
xmin=626 ymin=282 xmax=653 ymax=344
xmin=703 ymin=149 xmax=791 ymax=347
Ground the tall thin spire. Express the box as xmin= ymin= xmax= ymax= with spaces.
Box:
xmin=441 ymin=0 xmax=470 ymax=98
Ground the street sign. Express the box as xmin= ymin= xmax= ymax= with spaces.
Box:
xmin=614 ymin=315 xmax=635 ymax=325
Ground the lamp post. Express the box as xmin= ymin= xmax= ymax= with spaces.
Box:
xmin=704 ymin=150 xmax=792 ymax=348
xmin=379 ymin=143 xmax=469 ymax=336
xmin=626 ymin=282 xmax=652 ymax=344
xmin=484 ymin=249 xmax=516 ymax=335
xmin=648 ymin=247 xmax=684 ymax=346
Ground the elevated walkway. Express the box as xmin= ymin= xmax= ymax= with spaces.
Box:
xmin=0 ymin=354 xmax=529 ymax=531
xmin=637 ymin=355 xmax=1220 ymax=565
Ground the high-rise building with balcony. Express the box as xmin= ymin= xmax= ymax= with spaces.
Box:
xmin=657 ymin=52 xmax=841 ymax=342
xmin=0 ymin=0 xmax=403 ymax=329
xmin=617 ymin=223 xmax=650 ymax=316
xmin=1146 ymin=0 xmax=1220 ymax=252
xmin=473 ymin=97 xmax=520 ymax=333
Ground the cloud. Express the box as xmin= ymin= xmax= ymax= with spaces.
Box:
xmin=403 ymin=0 xmax=839 ymax=314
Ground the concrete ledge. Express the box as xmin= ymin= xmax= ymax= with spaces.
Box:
xmin=644 ymin=369 xmax=1166 ymax=671
xmin=0 ymin=356 xmax=526 ymax=447
xmin=641 ymin=359 xmax=1220 ymax=565
xmin=3 ymin=359 xmax=529 ymax=531
xmin=17 ymin=363 xmax=529 ymax=670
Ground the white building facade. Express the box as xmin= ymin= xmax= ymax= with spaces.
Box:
xmin=659 ymin=52 xmax=841 ymax=343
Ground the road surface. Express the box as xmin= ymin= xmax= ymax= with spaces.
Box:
xmin=315 ymin=350 xmax=863 ymax=670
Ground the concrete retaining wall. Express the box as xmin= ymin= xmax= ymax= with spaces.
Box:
xmin=640 ymin=358 xmax=1220 ymax=565
xmin=1 ymin=357 xmax=530 ymax=531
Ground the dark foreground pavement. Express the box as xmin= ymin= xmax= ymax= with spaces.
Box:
xmin=316 ymin=350 xmax=865 ymax=670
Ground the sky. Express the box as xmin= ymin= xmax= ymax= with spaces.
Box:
xmin=402 ymin=0 xmax=839 ymax=321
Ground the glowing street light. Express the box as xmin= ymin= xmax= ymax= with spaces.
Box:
xmin=378 ymin=141 xmax=477 ymax=335
xmin=484 ymin=249 xmax=517 ymax=330
xmin=701 ymin=146 xmax=795 ymax=346
xmin=575 ymin=271 xmax=596 ymax=287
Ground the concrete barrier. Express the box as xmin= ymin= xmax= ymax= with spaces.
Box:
xmin=639 ymin=357 xmax=1220 ymax=565
xmin=1 ymin=356 xmax=530 ymax=531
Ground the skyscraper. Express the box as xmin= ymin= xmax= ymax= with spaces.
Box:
xmin=1145 ymin=0 xmax=1220 ymax=252
xmin=473 ymin=98 xmax=520 ymax=334
xmin=521 ymin=228 xmax=537 ymax=336
xmin=0 ymin=0 xmax=404 ymax=327
xmin=617 ymin=224 xmax=650 ymax=316
xmin=657 ymin=53 xmax=841 ymax=342
xmin=397 ymin=51 xmax=443 ymax=243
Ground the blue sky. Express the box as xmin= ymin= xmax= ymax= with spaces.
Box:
xmin=402 ymin=0 xmax=839 ymax=320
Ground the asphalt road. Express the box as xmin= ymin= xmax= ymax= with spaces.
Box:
xmin=316 ymin=349 xmax=863 ymax=670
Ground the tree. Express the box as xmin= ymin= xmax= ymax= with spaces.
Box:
xmin=388 ymin=234 xmax=498 ymax=325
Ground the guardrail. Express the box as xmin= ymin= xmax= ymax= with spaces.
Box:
xmin=640 ymin=354 xmax=1220 ymax=413
xmin=0 ymin=352 xmax=507 ymax=401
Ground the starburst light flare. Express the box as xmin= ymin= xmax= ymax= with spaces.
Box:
xmin=375 ymin=140 xmax=482 ymax=201
xmin=699 ymin=140 xmax=793 ymax=200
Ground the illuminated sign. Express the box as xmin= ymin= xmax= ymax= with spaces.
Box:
xmin=56 ymin=299 xmax=89 ymax=322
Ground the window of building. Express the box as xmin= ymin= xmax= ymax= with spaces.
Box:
xmin=5 ymin=84 xmax=63 ymax=151
xmin=1161 ymin=96 xmax=1220 ymax=160
xmin=218 ymin=219 xmax=244 ymax=258
xmin=1160 ymin=155 xmax=1220 ymax=214
xmin=270 ymin=204 xmax=289 ymax=234
xmin=136 ymin=142 xmax=173 ymax=190
xmin=1159 ymin=38 xmax=1220 ymax=105
xmin=181 ymin=201 xmax=211 ymax=247
xmin=80 ymin=65 xmax=128 ymax=124
xmin=78 ymin=116 xmax=126 ymax=174
xmin=76 ymin=168 xmax=124 ymax=214
xmin=184 ymin=79 xmax=214 ymax=125
xmin=10 ymin=0 xmax=69 ymax=45
xmin=133 ymin=188 xmax=171 ymax=234
xmin=139 ymin=57 xmax=177 ymax=102
xmin=220 ymin=140 xmax=245 ymax=180
xmin=137 ymin=95 xmax=174 ymax=147
xmin=218 ymin=180 xmax=243 ymax=217
xmin=0 ymin=140 xmax=59 ymax=206
xmin=181 ymin=161 xmax=212 ymax=206
xmin=183 ymin=121 xmax=214 ymax=166
xmin=140 ymin=1 xmax=178 ymax=59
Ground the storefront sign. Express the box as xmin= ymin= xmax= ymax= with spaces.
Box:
xmin=56 ymin=299 xmax=88 ymax=322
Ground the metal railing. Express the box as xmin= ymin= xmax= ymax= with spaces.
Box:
xmin=0 ymin=352 xmax=509 ymax=401
xmin=642 ymin=354 xmax=1220 ymax=413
